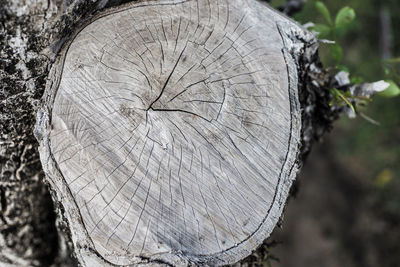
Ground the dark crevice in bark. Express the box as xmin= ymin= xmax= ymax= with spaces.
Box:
xmin=0 ymin=187 xmax=7 ymax=224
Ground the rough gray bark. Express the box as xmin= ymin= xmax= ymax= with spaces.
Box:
xmin=0 ymin=0 xmax=337 ymax=266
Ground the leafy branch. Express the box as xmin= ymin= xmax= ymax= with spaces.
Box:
xmin=306 ymin=1 xmax=400 ymax=115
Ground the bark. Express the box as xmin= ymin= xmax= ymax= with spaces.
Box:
xmin=0 ymin=0 xmax=337 ymax=266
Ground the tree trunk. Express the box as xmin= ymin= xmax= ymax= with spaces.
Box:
xmin=0 ymin=0 xmax=337 ymax=266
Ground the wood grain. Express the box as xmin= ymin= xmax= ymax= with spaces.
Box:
xmin=35 ymin=0 xmax=312 ymax=265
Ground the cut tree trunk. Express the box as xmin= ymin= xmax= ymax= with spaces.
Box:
xmin=1 ymin=0 xmax=336 ymax=266
xmin=36 ymin=0 xmax=310 ymax=265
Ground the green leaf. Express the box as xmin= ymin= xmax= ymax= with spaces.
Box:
xmin=315 ymin=1 xmax=333 ymax=25
xmin=378 ymin=80 xmax=400 ymax=97
xmin=312 ymin=23 xmax=331 ymax=38
xmin=335 ymin=7 xmax=356 ymax=28
xmin=330 ymin=44 xmax=343 ymax=64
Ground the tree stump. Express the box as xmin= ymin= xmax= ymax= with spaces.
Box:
xmin=34 ymin=0 xmax=314 ymax=265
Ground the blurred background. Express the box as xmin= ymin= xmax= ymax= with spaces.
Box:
xmin=267 ymin=0 xmax=400 ymax=267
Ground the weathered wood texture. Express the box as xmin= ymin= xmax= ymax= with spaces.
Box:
xmin=34 ymin=0 xmax=316 ymax=266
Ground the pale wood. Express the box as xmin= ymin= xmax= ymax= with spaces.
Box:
xmin=35 ymin=0 xmax=313 ymax=265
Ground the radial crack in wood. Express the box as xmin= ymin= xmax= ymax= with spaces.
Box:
xmin=35 ymin=0 xmax=313 ymax=266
